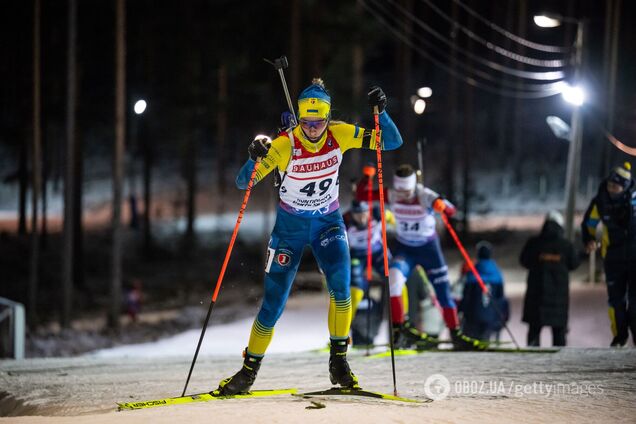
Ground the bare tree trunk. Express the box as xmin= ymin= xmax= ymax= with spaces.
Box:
xmin=445 ymin=1 xmax=459 ymax=201
xmin=289 ymin=0 xmax=301 ymax=100
xmin=461 ymin=11 xmax=475 ymax=237
xmin=110 ymin=0 xmax=126 ymax=330
xmin=73 ymin=123 xmax=84 ymax=290
xmin=28 ymin=0 xmax=42 ymax=326
xmin=351 ymin=37 xmax=363 ymax=172
xmin=184 ymin=133 xmax=197 ymax=242
xmin=511 ymin=0 xmax=527 ymax=185
xmin=216 ymin=63 xmax=227 ymax=217
xmin=398 ymin=0 xmax=414 ymax=165
xmin=142 ymin=116 xmax=152 ymax=250
xmin=40 ymin=134 xmax=47 ymax=250
xmin=18 ymin=141 xmax=28 ymax=236
xmin=495 ymin=0 xmax=514 ymax=152
xmin=61 ymin=0 xmax=77 ymax=328
xmin=600 ymin=0 xmax=622 ymax=176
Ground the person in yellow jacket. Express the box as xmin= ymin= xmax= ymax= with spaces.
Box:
xmin=217 ymin=79 xmax=403 ymax=394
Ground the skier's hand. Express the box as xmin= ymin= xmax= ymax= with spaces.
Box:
xmin=585 ymin=240 xmax=598 ymax=254
xmin=248 ymin=135 xmax=271 ymax=161
xmin=368 ymin=86 xmax=387 ymax=113
xmin=433 ymin=198 xmax=456 ymax=217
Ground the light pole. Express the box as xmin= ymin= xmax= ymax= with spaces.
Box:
xmin=535 ymin=14 xmax=587 ymax=241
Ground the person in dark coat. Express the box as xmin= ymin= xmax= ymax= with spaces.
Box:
xmin=460 ymin=241 xmax=509 ymax=341
xmin=581 ymin=162 xmax=636 ymax=347
xmin=520 ymin=211 xmax=580 ymax=346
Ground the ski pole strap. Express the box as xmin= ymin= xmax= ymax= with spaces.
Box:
xmin=211 ymin=160 xmax=260 ymax=302
xmin=440 ymin=213 xmax=489 ymax=295
xmin=373 ymin=106 xmax=389 ymax=277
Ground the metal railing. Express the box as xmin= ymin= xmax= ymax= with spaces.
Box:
xmin=0 ymin=297 xmax=25 ymax=359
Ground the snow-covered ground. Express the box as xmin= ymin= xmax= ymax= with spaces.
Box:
xmin=2 ymin=286 xmax=635 ymax=423
xmin=1 ymin=341 xmax=634 ymax=423
xmin=87 ymin=282 xmax=612 ymax=361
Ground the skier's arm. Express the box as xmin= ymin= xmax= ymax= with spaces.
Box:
xmin=580 ymin=198 xmax=600 ymax=246
xmin=330 ymin=113 xmax=403 ymax=154
xmin=418 ymin=187 xmax=456 ymax=217
xmin=236 ymin=135 xmax=291 ymax=189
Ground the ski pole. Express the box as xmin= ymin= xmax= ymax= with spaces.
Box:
xmin=414 ymin=265 xmax=444 ymax=316
xmin=366 ymin=172 xmax=374 ymax=281
xmin=181 ymin=159 xmax=262 ymax=397
xmin=264 ymin=56 xmax=297 ymax=127
xmin=373 ymin=106 xmax=398 ymax=397
xmin=366 ymin=170 xmax=374 ymax=356
xmin=438 ymin=213 xmax=520 ymax=349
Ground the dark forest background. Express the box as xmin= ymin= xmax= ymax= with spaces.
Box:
xmin=0 ymin=0 xmax=634 ymax=334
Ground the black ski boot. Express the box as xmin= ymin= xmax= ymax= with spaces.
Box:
xmin=217 ymin=349 xmax=262 ymax=395
xmin=329 ymin=338 xmax=360 ymax=389
xmin=451 ymin=329 xmax=487 ymax=351
xmin=610 ymin=336 xmax=627 ymax=347
xmin=392 ymin=322 xmax=439 ymax=350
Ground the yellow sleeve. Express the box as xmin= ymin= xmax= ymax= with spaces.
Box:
xmin=329 ymin=122 xmax=379 ymax=153
xmin=253 ymin=134 xmax=292 ymax=183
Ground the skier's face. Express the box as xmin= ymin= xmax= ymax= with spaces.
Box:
xmin=607 ymin=181 xmax=625 ymax=199
xmin=393 ymin=188 xmax=415 ymax=201
xmin=352 ymin=211 xmax=369 ymax=227
xmin=300 ymin=118 xmax=328 ymax=141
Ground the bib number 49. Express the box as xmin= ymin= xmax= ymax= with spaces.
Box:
xmin=300 ymin=178 xmax=334 ymax=197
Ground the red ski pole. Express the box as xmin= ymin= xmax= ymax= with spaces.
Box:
xmin=366 ymin=171 xmax=374 ymax=281
xmin=181 ymin=159 xmax=261 ymax=397
xmin=439 ymin=213 xmax=520 ymax=349
xmin=373 ymin=106 xmax=398 ymax=396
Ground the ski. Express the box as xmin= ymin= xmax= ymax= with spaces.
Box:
xmin=367 ymin=347 xmax=560 ymax=359
xmin=310 ymin=339 xmax=454 ymax=354
xmin=117 ymin=388 xmax=297 ymax=411
xmin=294 ymin=387 xmax=430 ymax=404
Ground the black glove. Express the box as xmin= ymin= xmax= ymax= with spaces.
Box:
xmin=248 ymin=136 xmax=271 ymax=161
xmin=368 ymin=86 xmax=387 ymax=113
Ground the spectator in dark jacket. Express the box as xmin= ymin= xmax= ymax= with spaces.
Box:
xmin=520 ymin=211 xmax=580 ymax=346
xmin=460 ymin=241 xmax=508 ymax=341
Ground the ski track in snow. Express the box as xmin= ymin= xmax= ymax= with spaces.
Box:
xmin=1 ymin=293 xmax=636 ymax=423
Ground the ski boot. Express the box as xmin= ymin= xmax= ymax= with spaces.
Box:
xmin=329 ymin=338 xmax=360 ymax=389
xmin=610 ymin=336 xmax=627 ymax=348
xmin=392 ymin=321 xmax=439 ymax=350
xmin=451 ymin=329 xmax=488 ymax=351
xmin=217 ymin=349 xmax=262 ymax=395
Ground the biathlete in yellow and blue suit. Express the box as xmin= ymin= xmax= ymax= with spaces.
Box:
xmin=217 ymin=79 xmax=403 ymax=395
xmin=581 ymin=162 xmax=636 ymax=347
